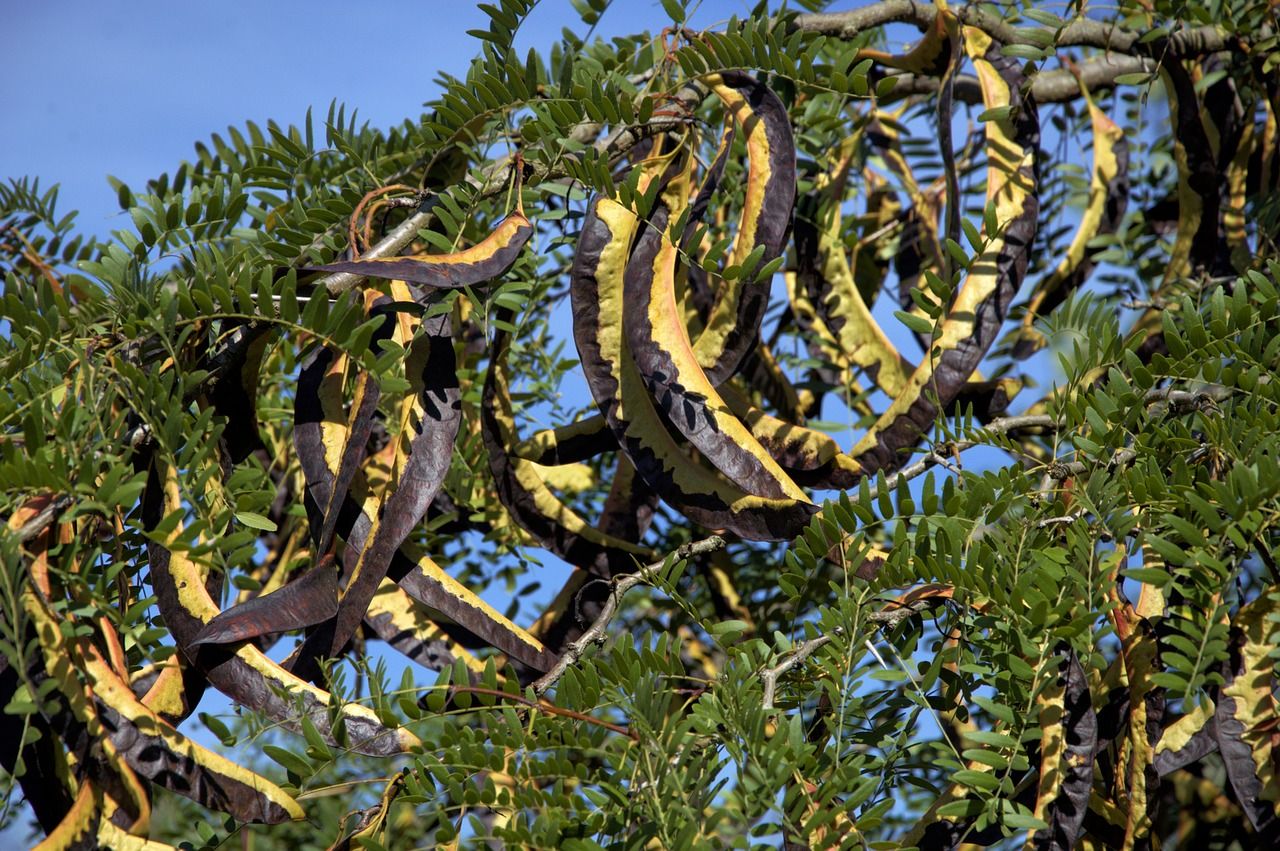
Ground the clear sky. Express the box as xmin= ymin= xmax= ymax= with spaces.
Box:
xmin=3 ymin=0 xmax=784 ymax=237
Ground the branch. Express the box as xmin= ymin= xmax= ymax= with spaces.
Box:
xmin=760 ymin=599 xmax=939 ymax=709
xmin=1036 ymin=510 xmax=1087 ymax=529
xmin=532 ymin=535 xmax=727 ymax=697
xmin=867 ymin=414 xmax=1056 ymax=499
xmin=1050 ymin=447 xmax=1137 ymax=481
xmin=14 ymin=494 xmax=73 ymax=543
xmin=761 ymin=630 xmax=840 ymax=711
xmin=447 ymin=686 xmax=637 ymax=739
xmin=883 ymin=55 xmax=1156 ymax=106
xmin=793 ymin=1 xmax=1233 ymax=57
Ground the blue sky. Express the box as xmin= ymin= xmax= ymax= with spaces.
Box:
xmin=3 ymin=0 xmax=784 ymax=236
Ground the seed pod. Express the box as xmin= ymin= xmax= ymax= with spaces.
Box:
xmin=1012 ymin=71 xmax=1129 ymax=360
xmin=23 ymin=586 xmax=304 ymax=825
xmin=307 ymin=209 xmax=533 ymax=293
xmin=624 ymin=142 xmax=810 ymax=501
xmin=143 ymin=459 xmax=420 ymax=757
xmin=687 ymin=72 xmax=797 ymax=385
xmin=289 ymin=289 xmax=461 ymax=681
xmin=363 ymin=580 xmax=486 ymax=674
xmin=571 ymin=154 xmax=816 ymax=541
xmin=482 ymin=307 xmax=656 ymax=576
xmin=846 ymin=27 xmax=1040 ymax=477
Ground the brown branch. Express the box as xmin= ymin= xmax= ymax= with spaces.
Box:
xmin=14 ymin=494 xmax=73 ymax=543
xmin=447 ymin=686 xmax=637 ymax=740
xmin=883 ymin=55 xmax=1156 ymax=106
xmin=532 ymin=535 xmax=727 ymax=697
xmin=793 ymin=1 xmax=1233 ymax=57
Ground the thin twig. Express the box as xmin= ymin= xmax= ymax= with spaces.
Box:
xmin=1050 ymin=448 xmax=1138 ymax=481
xmin=447 ymin=686 xmax=637 ymax=740
xmin=868 ymin=414 xmax=1057 ymax=499
xmin=532 ymin=535 xmax=726 ymax=697
xmin=760 ymin=599 xmax=939 ymax=709
xmin=866 ymin=598 xmax=937 ymax=627
xmin=347 ymin=184 xmax=420 ymax=259
xmin=761 ymin=630 xmax=842 ymax=711
xmin=1036 ymin=510 xmax=1087 ymax=529
xmin=14 ymin=495 xmax=73 ymax=543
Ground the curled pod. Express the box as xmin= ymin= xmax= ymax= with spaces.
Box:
xmin=1162 ymin=59 xmax=1230 ymax=284
xmin=24 ymin=589 xmax=304 ymax=825
xmin=482 ymin=307 xmax=656 ymax=576
xmin=845 ymin=26 xmax=1040 ymax=477
xmin=387 ymin=544 xmax=558 ymax=673
xmin=530 ymin=455 xmax=660 ymax=653
xmin=571 ymin=149 xmax=816 ymax=542
xmin=510 ymin=414 xmax=619 ymax=466
xmin=142 ymin=458 xmax=420 ymax=757
xmin=1012 ymin=71 xmax=1129 ymax=360
xmin=1028 ymin=650 xmax=1096 ymax=851
xmin=16 ymin=506 xmax=154 ymax=837
xmin=623 ymin=139 xmax=810 ymax=502
xmin=288 ymin=287 xmax=462 ymax=681
xmin=793 ymin=132 xmax=917 ymax=402
xmin=687 ymin=71 xmax=797 ymax=385
xmin=363 ymin=579 xmax=486 ymax=675
xmin=1215 ymin=588 xmax=1280 ymax=839
xmin=855 ymin=8 xmax=954 ymax=76
xmin=306 ymin=201 xmax=533 ymax=293
xmin=718 ymin=381 xmax=865 ymax=489
xmin=866 ymin=112 xmax=947 ymax=347
xmin=1125 ymin=59 xmax=1226 ymax=353
xmin=2 ymin=503 xmax=89 ymax=828
xmin=200 ymin=321 xmax=275 ymax=464
xmin=791 ymin=123 xmax=1020 ymax=454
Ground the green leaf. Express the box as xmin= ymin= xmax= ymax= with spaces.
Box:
xmin=234 ymin=511 xmax=277 ymax=532
xmin=1001 ymin=43 xmax=1049 ymax=60
xmin=1114 ymin=72 xmax=1154 ymax=86
xmin=1002 ymin=810 xmax=1049 ymax=830
xmin=953 ymin=769 xmax=999 ymax=792
xmin=263 ymin=744 xmax=312 ymax=777
xmin=977 ymin=105 xmax=1012 ymax=123
xmin=301 ymin=714 xmax=334 ymax=762
xmin=895 ymin=310 xmax=935 ymax=335
xmin=200 ymin=713 xmax=238 ymax=747
xmin=936 ymin=798 xmax=985 ymax=818
xmin=964 ymin=730 xmax=1018 ymax=749
xmin=709 ymin=620 xmax=750 ymax=641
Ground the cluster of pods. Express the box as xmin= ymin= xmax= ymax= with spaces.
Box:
xmin=7 ymin=6 xmax=1280 ymax=846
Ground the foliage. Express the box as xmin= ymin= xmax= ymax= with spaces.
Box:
xmin=3 ymin=0 xmax=1280 ymax=848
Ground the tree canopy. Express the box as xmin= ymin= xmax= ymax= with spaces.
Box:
xmin=3 ymin=0 xmax=1280 ymax=848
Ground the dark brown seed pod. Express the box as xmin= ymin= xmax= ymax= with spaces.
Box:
xmin=306 ymin=211 xmax=533 ymax=292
